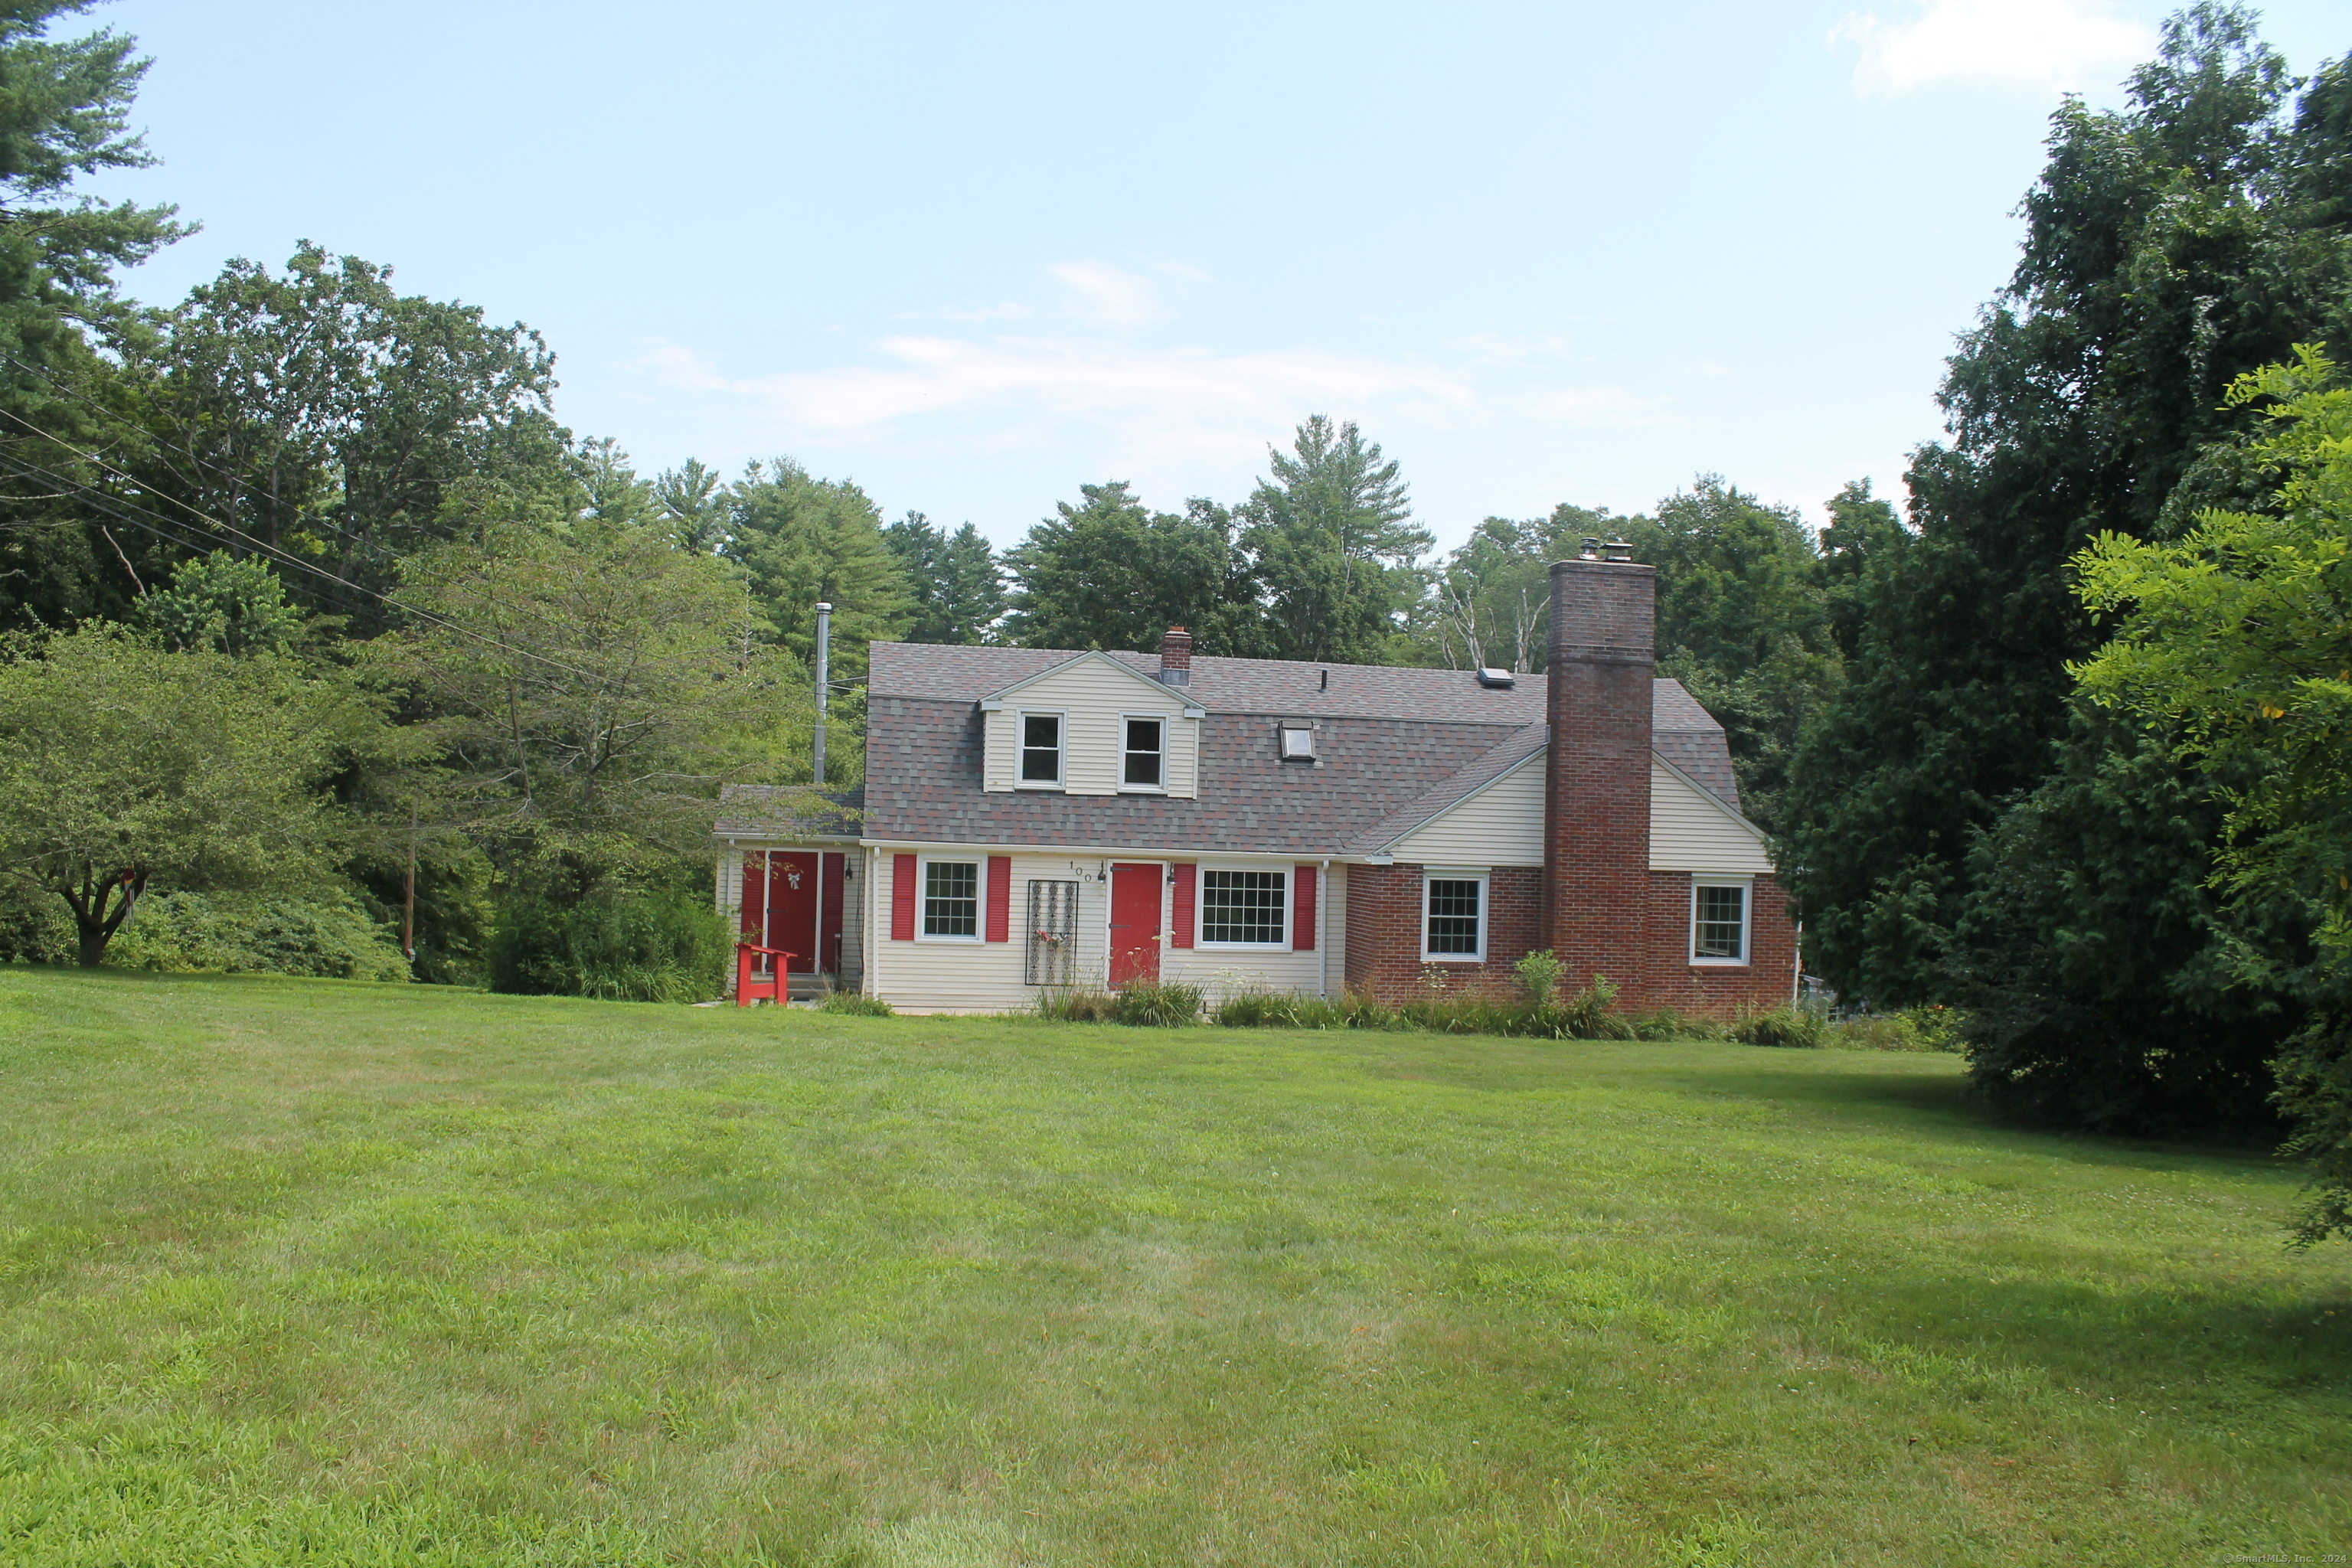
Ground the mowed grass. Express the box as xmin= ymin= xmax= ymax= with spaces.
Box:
xmin=0 ymin=972 xmax=2345 ymax=1566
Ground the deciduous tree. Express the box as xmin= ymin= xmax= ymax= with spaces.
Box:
xmin=0 ymin=626 xmax=364 ymax=965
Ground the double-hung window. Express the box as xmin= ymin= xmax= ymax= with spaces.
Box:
xmin=1019 ymin=713 xmax=1063 ymax=786
xmin=1423 ymin=874 xmax=1486 ymax=961
xmin=1690 ymin=881 xmax=1749 ymax=963
xmin=1122 ymin=717 xmax=1165 ymax=789
xmin=1200 ymin=868 xmax=1285 ymax=946
xmin=923 ymin=860 xmax=981 ymax=938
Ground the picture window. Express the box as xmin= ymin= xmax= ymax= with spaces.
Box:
xmin=1200 ymin=868 xmax=1285 ymax=945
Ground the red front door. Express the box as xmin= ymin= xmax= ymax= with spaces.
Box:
xmin=1109 ymin=862 xmax=1162 ymax=988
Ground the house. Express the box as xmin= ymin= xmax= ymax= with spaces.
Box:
xmin=715 ymin=551 xmax=1796 ymax=1014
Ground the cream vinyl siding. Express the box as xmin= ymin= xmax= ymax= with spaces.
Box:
xmin=1649 ymin=759 xmax=1772 ymax=874
xmin=1384 ymin=756 xmax=1546 ymax=867
xmin=864 ymin=848 xmax=1338 ymax=1013
xmin=982 ymin=658 xmax=1200 ymax=796
xmin=867 ymin=850 xmax=1109 ymax=1013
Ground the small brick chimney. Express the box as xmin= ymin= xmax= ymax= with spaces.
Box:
xmin=1158 ymin=626 xmax=1193 ymax=685
xmin=1544 ymin=552 xmax=1655 ymax=994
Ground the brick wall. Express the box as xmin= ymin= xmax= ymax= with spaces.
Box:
xmin=1343 ymin=864 xmax=1797 ymax=1017
xmin=1342 ymin=863 xmax=1544 ymax=1003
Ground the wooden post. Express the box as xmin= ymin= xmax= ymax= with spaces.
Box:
xmin=403 ymin=802 xmax=417 ymax=963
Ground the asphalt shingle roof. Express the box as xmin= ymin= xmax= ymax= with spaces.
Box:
xmin=830 ymin=642 xmax=1745 ymax=852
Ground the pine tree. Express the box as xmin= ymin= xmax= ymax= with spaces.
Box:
xmin=1003 ymin=483 xmax=1247 ymax=653
xmin=1236 ymin=416 xmax=1430 ymax=664
xmin=884 ymin=511 xmax=1005 ymax=644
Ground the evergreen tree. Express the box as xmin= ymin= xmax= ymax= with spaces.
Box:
xmin=884 ymin=511 xmax=1005 ymax=644
xmin=1236 ymin=416 xmax=1431 ymax=663
xmin=720 ymin=458 xmax=912 ymax=681
xmin=1003 ymin=482 xmax=1247 ymax=653
xmin=1781 ymin=5 xmax=2352 ymax=1007
xmin=0 ymin=1 xmax=185 ymax=630
xmin=653 ymin=458 xmax=726 ymax=554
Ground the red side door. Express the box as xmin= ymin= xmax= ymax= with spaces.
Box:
xmin=1109 ymin=862 xmax=1162 ymax=988
xmin=763 ymin=851 xmax=820 ymax=974
xmin=741 ymin=855 xmax=772 ymax=972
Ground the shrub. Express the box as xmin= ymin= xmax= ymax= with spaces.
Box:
xmin=1514 ymin=949 xmax=1563 ymax=1008
xmin=818 ymin=990 xmax=894 ymax=1017
xmin=487 ymin=891 xmax=731 ymax=1002
xmin=1730 ymin=1004 xmax=1824 ymax=1048
xmin=1110 ymin=980 xmax=1204 ymax=1027
xmin=1622 ymin=1007 xmax=1726 ymax=1041
xmin=1034 ymin=987 xmax=1118 ymax=1023
xmin=105 ymin=890 xmax=410 ymax=982
xmin=1821 ymin=1005 xmax=1968 ymax=1052
xmin=1214 ymin=990 xmax=1400 ymax=1030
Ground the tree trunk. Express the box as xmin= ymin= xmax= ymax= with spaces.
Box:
xmin=76 ymin=916 xmax=109 ymax=968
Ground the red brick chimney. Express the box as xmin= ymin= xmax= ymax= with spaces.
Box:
xmin=1158 ymin=626 xmax=1193 ymax=685
xmin=1544 ymin=550 xmax=1654 ymax=995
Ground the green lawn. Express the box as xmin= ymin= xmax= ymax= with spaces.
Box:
xmin=0 ymin=971 xmax=2344 ymax=1566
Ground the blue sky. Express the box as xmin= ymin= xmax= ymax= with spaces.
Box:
xmin=83 ymin=1 xmax=2347 ymax=554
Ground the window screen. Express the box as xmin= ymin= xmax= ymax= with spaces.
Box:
xmin=924 ymin=861 xmax=980 ymax=936
xmin=1020 ymin=714 xmax=1062 ymax=782
xmin=1425 ymin=878 xmax=1482 ymax=956
xmin=1200 ymin=869 xmax=1285 ymax=944
xmin=1123 ymin=717 xmax=1164 ymax=786
xmin=1693 ymin=884 xmax=1746 ymax=960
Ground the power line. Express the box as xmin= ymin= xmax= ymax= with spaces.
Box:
xmin=0 ymin=445 xmax=610 ymax=681
xmin=0 ymin=354 xmax=624 ymax=657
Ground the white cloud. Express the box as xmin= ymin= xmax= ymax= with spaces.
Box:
xmin=1046 ymin=261 xmax=1173 ymax=328
xmin=1829 ymin=0 xmax=2152 ymax=98
xmin=637 ymin=328 xmax=1659 ymax=475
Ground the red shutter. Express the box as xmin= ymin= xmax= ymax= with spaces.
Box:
xmin=891 ymin=853 xmax=917 ymax=941
xmin=1171 ymin=863 xmax=1196 ymax=948
xmin=985 ymin=856 xmax=1011 ymax=942
xmin=1293 ymin=864 xmax=1317 ymax=951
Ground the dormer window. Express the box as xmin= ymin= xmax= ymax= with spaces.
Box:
xmin=1122 ymin=717 xmax=1165 ymax=789
xmin=1279 ymin=724 xmax=1315 ymax=760
xmin=1019 ymin=712 xmax=1063 ymax=786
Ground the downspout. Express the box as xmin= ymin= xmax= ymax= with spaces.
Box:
xmin=1319 ymin=857 xmax=1331 ymax=998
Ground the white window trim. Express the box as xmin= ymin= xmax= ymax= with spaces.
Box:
xmin=1118 ymin=711 xmax=1168 ymax=793
xmin=916 ymin=855 xmax=985 ymax=943
xmin=1194 ymin=861 xmax=1291 ymax=949
xmin=1421 ymin=871 xmax=1489 ymax=963
xmin=1690 ymin=877 xmax=1753 ymax=966
xmin=1015 ymin=708 xmax=1066 ymax=789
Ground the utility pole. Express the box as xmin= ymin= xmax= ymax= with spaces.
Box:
xmin=812 ymin=600 xmax=832 ymax=788
xmin=403 ymin=802 xmax=417 ymax=964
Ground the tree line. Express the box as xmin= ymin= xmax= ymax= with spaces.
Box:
xmin=2 ymin=2 xmax=2349 ymax=1234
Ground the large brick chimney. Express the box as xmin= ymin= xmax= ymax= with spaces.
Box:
xmin=1544 ymin=550 xmax=1655 ymax=992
